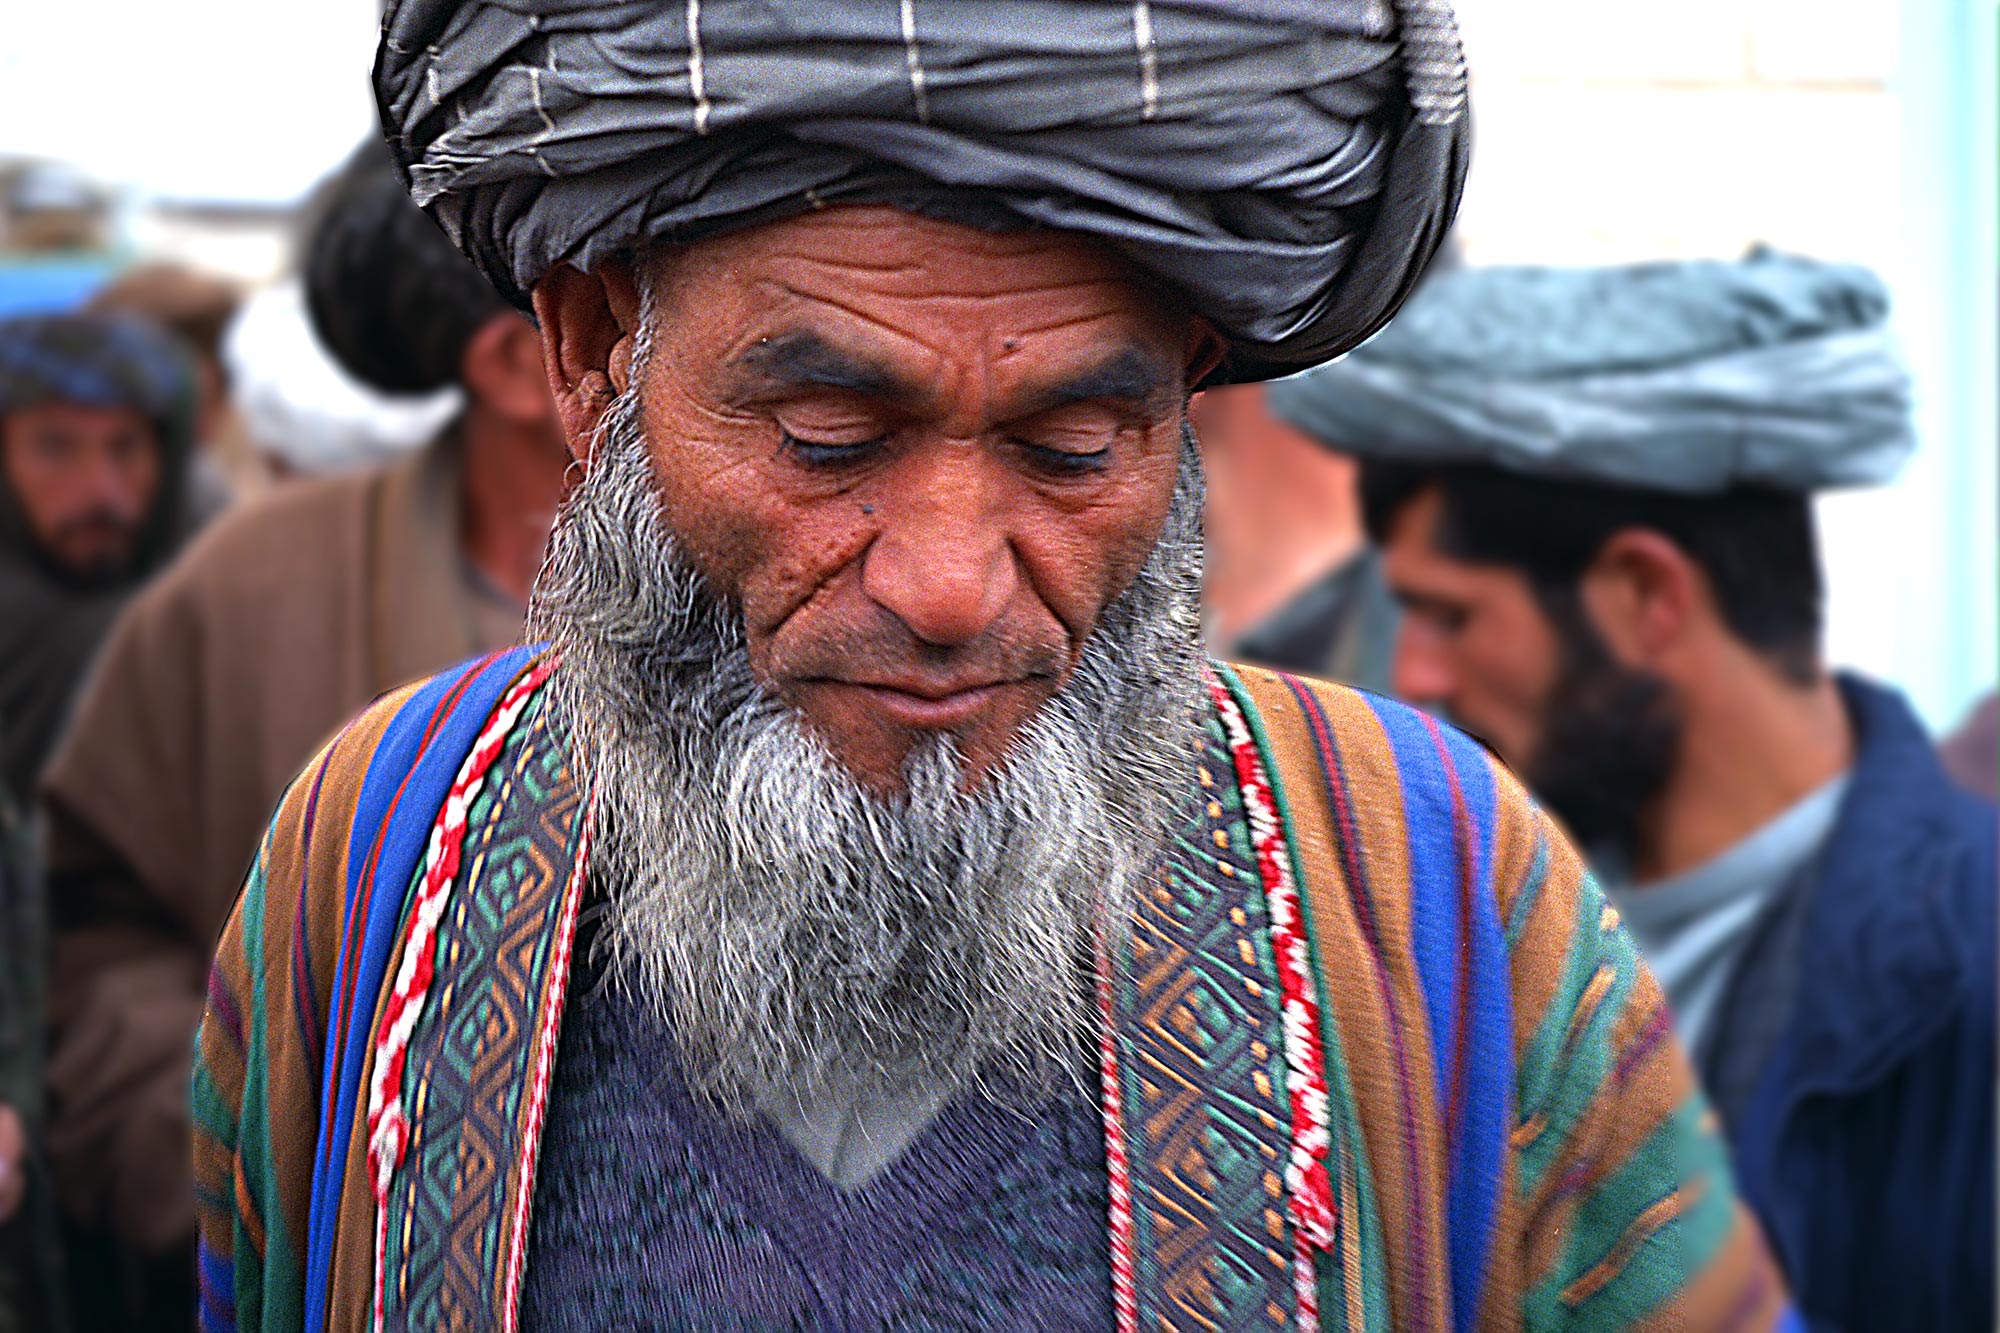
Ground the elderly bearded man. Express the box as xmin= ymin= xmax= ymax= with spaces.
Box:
xmin=194 ymin=3 xmax=1789 ymax=1330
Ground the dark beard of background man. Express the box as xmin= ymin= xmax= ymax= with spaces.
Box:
xmin=1522 ymin=596 xmax=1683 ymax=870
xmin=528 ymin=337 xmax=1210 ymax=1114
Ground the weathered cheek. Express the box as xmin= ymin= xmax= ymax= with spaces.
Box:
xmin=643 ymin=394 xmax=782 ymax=583
xmin=641 ymin=392 xmax=883 ymax=659
xmin=655 ymin=453 xmax=772 ymax=575
xmin=1054 ymin=452 xmax=1181 ymax=621
xmin=739 ymin=513 xmax=875 ymax=650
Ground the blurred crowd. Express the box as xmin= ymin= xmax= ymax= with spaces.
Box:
xmin=0 ymin=127 xmax=1993 ymax=1332
xmin=0 ymin=143 xmax=571 ymax=1330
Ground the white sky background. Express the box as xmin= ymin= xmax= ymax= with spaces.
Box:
xmin=0 ymin=0 xmax=381 ymax=204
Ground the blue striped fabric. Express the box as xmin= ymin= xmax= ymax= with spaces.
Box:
xmin=1355 ymin=695 xmax=1511 ymax=1333
xmin=197 ymin=1236 xmax=237 ymax=1333
xmin=303 ymin=645 xmax=538 ymax=1330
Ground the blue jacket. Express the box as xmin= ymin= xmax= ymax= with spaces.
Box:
xmin=1715 ymin=676 xmax=1995 ymax=1330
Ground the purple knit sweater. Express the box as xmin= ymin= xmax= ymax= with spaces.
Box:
xmin=518 ymin=949 xmax=1117 ymax=1331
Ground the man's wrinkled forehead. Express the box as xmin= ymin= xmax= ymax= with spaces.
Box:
xmin=718 ymin=328 xmax=1182 ymax=424
xmin=642 ymin=205 xmax=1198 ymax=401
xmin=648 ymin=205 xmax=1175 ymax=304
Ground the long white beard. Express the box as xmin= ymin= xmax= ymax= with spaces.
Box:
xmin=528 ymin=387 xmax=1208 ymax=1107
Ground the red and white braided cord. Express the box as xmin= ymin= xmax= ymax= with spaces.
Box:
xmin=498 ymin=798 xmax=594 ymax=1333
xmin=1095 ymin=931 xmax=1140 ymax=1333
xmin=1209 ymin=676 xmax=1336 ymax=1331
xmin=365 ymin=660 xmax=554 ymax=1332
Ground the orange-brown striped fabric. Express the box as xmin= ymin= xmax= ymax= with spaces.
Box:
xmin=192 ymin=679 xmax=424 ymax=1331
xmin=1230 ymin=666 xmax=1790 ymax=1330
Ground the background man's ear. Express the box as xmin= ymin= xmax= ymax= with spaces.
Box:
xmin=529 ymin=261 xmax=644 ymax=466
xmin=459 ymin=312 xmax=562 ymax=427
xmin=1579 ymin=528 xmax=1702 ymax=670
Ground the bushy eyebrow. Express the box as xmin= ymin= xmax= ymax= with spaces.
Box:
xmin=723 ymin=329 xmax=1178 ymax=417
xmin=1391 ymin=588 xmax=1471 ymax=620
xmin=1025 ymin=346 xmax=1176 ymax=415
xmin=729 ymin=331 xmax=907 ymax=399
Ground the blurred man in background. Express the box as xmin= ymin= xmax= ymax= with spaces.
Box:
xmin=1277 ymin=253 xmax=1995 ymax=1329
xmin=0 ymin=311 xmax=196 ymax=805
xmin=222 ymin=278 xmax=463 ymax=484
xmin=1196 ymin=243 xmax=1468 ymax=690
xmin=1194 ymin=382 xmax=1398 ymax=693
xmin=35 ymin=145 xmax=567 ymax=1331
xmin=86 ymin=264 xmax=253 ymax=511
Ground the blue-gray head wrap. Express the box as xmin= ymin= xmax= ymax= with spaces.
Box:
xmin=1267 ymin=251 xmax=1915 ymax=491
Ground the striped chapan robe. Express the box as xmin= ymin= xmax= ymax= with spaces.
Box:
xmin=193 ymin=646 xmax=1792 ymax=1332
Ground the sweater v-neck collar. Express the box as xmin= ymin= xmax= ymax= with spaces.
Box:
xmin=755 ymin=1072 xmax=957 ymax=1194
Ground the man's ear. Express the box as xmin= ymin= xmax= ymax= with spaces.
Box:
xmin=1579 ymin=528 xmax=1701 ymax=670
xmin=1182 ymin=317 xmax=1227 ymax=390
xmin=460 ymin=312 xmax=560 ymax=427
xmin=529 ymin=261 xmax=645 ymax=466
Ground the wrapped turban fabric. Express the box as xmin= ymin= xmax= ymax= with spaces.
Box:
xmin=373 ymin=0 xmax=1470 ymax=383
xmin=1268 ymin=250 xmax=1916 ymax=492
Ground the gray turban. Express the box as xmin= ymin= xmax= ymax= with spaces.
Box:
xmin=373 ymin=0 xmax=1470 ymax=384
xmin=1268 ymin=251 xmax=1915 ymax=492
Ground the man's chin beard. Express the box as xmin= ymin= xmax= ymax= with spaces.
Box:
xmin=527 ymin=387 xmax=1208 ymax=1109
xmin=1521 ymin=606 xmax=1681 ymax=870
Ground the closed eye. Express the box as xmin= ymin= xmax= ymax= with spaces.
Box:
xmin=781 ymin=430 xmax=886 ymax=467
xmin=1013 ymin=437 xmax=1111 ymax=474
xmin=1005 ymin=405 xmax=1129 ymax=476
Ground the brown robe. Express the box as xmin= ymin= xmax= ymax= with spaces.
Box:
xmin=37 ymin=432 xmax=522 ymax=1252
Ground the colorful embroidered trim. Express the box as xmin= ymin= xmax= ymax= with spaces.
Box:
xmin=364 ymin=658 xmax=555 ymax=1332
xmin=1095 ymin=930 xmax=1141 ymax=1333
xmin=1209 ymin=674 xmax=1337 ymax=1331
xmin=498 ymin=794 xmax=596 ymax=1333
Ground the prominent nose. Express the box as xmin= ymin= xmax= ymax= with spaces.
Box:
xmin=1391 ymin=621 xmax=1457 ymax=711
xmin=861 ymin=443 xmax=1017 ymax=648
